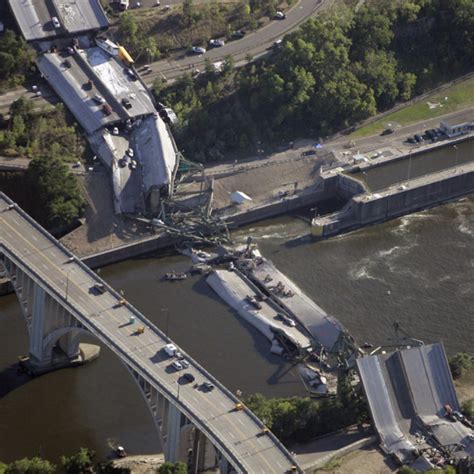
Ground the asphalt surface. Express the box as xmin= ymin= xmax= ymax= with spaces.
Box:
xmin=0 ymin=193 xmax=301 ymax=474
xmin=143 ymin=0 xmax=332 ymax=82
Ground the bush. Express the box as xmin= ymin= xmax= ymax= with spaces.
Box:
xmin=449 ymin=352 xmax=473 ymax=379
xmin=462 ymin=398 xmax=474 ymax=420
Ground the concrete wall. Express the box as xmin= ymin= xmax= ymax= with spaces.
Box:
xmin=322 ymin=168 xmax=474 ymax=237
xmin=226 ymin=188 xmax=328 ymax=227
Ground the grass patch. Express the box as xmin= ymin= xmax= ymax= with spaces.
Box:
xmin=350 ymin=76 xmax=474 ymax=139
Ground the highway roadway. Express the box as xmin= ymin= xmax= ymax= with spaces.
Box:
xmin=0 ymin=193 xmax=301 ymax=474
xmin=143 ymin=0 xmax=332 ymax=82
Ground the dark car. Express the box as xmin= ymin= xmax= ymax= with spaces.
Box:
xmin=414 ymin=134 xmax=423 ymax=143
xmin=231 ymin=30 xmax=246 ymax=39
xmin=301 ymin=149 xmax=317 ymax=157
xmin=121 ymin=98 xmax=132 ymax=109
xmin=91 ymin=283 xmax=106 ymax=294
xmin=381 ymin=127 xmax=394 ymax=136
xmin=181 ymin=373 xmax=195 ymax=383
xmin=407 ymin=136 xmax=416 ymax=144
xmin=202 ymin=381 xmax=215 ymax=391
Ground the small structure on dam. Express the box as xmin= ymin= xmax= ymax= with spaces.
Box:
xmin=312 ymin=136 xmax=474 ymax=238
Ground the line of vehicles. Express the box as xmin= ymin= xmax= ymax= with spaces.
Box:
xmin=163 ymin=343 xmax=215 ymax=390
xmin=407 ymin=127 xmax=447 ymax=144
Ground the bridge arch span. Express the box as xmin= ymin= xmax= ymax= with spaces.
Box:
xmin=0 ymin=193 xmax=302 ymax=473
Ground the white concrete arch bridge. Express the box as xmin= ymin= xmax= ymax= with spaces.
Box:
xmin=0 ymin=192 xmax=301 ymax=474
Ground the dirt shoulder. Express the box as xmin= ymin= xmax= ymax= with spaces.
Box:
xmin=111 ymin=454 xmax=165 ymax=474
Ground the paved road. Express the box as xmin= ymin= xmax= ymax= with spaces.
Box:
xmin=143 ymin=0 xmax=331 ymax=82
xmin=0 ymin=193 xmax=300 ymax=474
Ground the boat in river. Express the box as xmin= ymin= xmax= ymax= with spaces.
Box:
xmin=164 ymin=272 xmax=187 ymax=281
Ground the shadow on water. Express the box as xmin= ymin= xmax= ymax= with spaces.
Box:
xmin=0 ymin=363 xmax=34 ymax=399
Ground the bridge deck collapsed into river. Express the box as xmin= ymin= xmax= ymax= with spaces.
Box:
xmin=9 ymin=0 xmax=179 ymax=215
xmin=357 ymin=343 xmax=474 ymax=469
xmin=0 ymin=192 xmax=302 ymax=474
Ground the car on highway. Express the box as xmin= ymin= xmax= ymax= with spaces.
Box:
xmin=181 ymin=372 xmax=195 ymax=383
xmin=91 ymin=283 xmax=106 ymax=294
xmin=275 ymin=11 xmax=286 ymax=19
xmin=129 ymin=159 xmax=137 ymax=170
xmin=273 ymin=39 xmax=283 ymax=49
xmin=181 ymin=359 xmax=190 ymax=368
xmin=191 ymin=46 xmax=206 ymax=54
xmin=301 ymin=149 xmax=317 ymax=157
xmin=171 ymin=360 xmax=183 ymax=371
xmin=112 ymin=126 xmax=119 ymax=135
xmin=52 ymin=16 xmax=61 ymax=29
xmin=202 ymin=382 xmax=215 ymax=391
xmin=414 ymin=134 xmax=424 ymax=143
xmin=93 ymin=94 xmax=105 ymax=105
xmin=119 ymin=158 xmax=127 ymax=168
xmin=209 ymin=39 xmax=225 ymax=48
xmin=67 ymin=46 xmax=75 ymax=55
xmin=231 ymin=30 xmax=246 ymax=39
xmin=126 ymin=148 xmax=134 ymax=157
xmin=163 ymin=343 xmax=177 ymax=357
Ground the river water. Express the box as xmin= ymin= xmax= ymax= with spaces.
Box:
xmin=1 ymin=197 xmax=474 ymax=462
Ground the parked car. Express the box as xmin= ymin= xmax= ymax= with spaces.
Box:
xmin=414 ymin=134 xmax=424 ymax=143
xmin=381 ymin=127 xmax=394 ymax=136
xmin=181 ymin=359 xmax=190 ymax=368
xmin=126 ymin=148 xmax=134 ymax=157
xmin=119 ymin=158 xmax=127 ymax=168
xmin=171 ymin=360 xmax=183 ymax=371
xmin=129 ymin=159 xmax=137 ymax=170
xmin=231 ymin=30 xmax=246 ymax=39
xmin=52 ymin=16 xmax=61 ymax=28
xmin=275 ymin=11 xmax=286 ymax=19
xmin=191 ymin=46 xmax=206 ymax=54
xmin=209 ymin=38 xmax=225 ymax=48
xmin=301 ymin=149 xmax=317 ymax=157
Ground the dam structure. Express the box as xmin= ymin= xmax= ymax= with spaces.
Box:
xmin=312 ymin=135 xmax=474 ymax=238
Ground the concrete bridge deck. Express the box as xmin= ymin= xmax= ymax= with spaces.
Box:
xmin=0 ymin=192 xmax=300 ymax=474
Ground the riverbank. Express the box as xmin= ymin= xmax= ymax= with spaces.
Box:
xmin=111 ymin=454 xmax=165 ymax=474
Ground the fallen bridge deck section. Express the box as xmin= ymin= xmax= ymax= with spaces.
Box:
xmin=357 ymin=344 xmax=474 ymax=466
xmin=0 ymin=192 xmax=301 ymax=474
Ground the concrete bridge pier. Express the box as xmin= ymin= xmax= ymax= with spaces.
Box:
xmin=3 ymin=255 xmax=100 ymax=375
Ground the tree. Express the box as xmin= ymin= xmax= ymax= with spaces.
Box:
xmin=60 ymin=448 xmax=94 ymax=474
xmin=156 ymin=462 xmax=187 ymax=474
xmin=28 ymin=147 xmax=85 ymax=228
xmin=5 ymin=458 xmax=55 ymax=474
